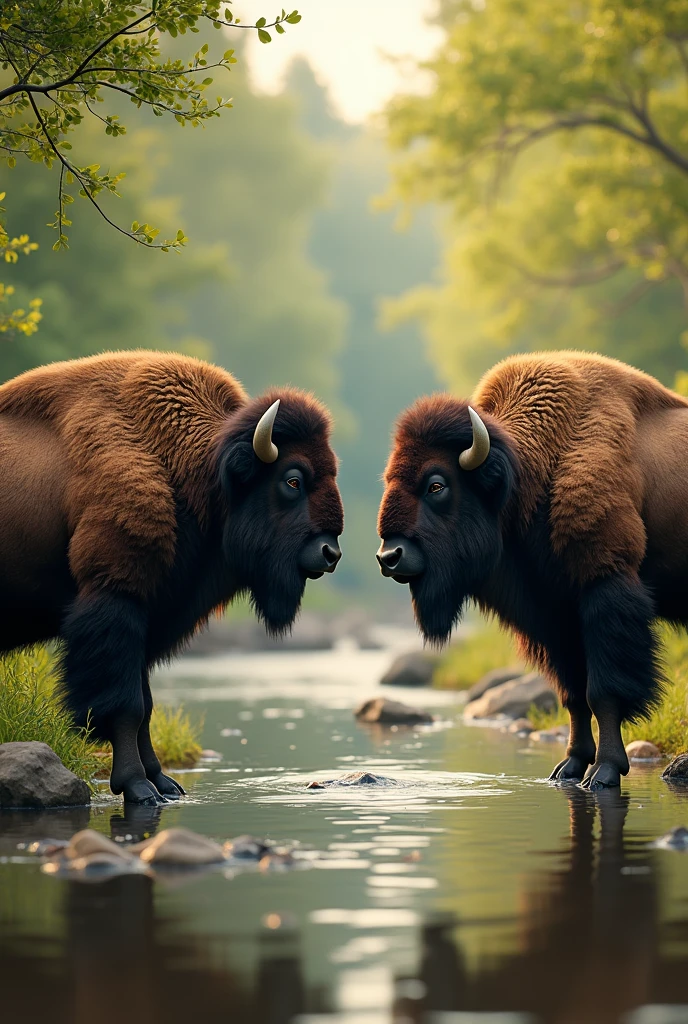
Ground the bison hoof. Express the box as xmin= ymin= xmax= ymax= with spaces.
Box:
xmin=549 ymin=755 xmax=591 ymax=782
xmin=122 ymin=778 xmax=168 ymax=806
xmin=581 ymin=761 xmax=621 ymax=791
xmin=150 ymin=772 xmax=185 ymax=799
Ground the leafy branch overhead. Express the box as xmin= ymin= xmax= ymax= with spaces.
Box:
xmin=0 ymin=2 xmax=301 ymax=250
xmin=0 ymin=192 xmax=42 ymax=336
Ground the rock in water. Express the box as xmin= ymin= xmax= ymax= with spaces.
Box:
xmin=625 ymin=740 xmax=662 ymax=761
xmin=662 ymin=753 xmax=688 ymax=782
xmin=354 ymin=697 xmax=434 ymax=726
xmin=307 ymin=771 xmax=397 ymax=790
xmin=463 ymin=673 xmax=556 ymax=721
xmin=224 ymin=835 xmax=272 ymax=860
xmin=65 ymin=830 xmax=134 ymax=862
xmin=466 ymin=667 xmax=524 ymax=702
xmin=507 ymin=718 xmax=533 ymax=735
xmin=653 ymin=826 xmax=688 ymax=850
xmin=0 ymin=742 xmax=90 ymax=808
xmin=380 ymin=651 xmax=438 ymax=687
xmin=131 ymin=827 xmax=226 ymax=865
xmin=529 ymin=725 xmax=569 ymax=744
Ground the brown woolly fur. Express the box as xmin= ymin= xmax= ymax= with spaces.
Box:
xmin=379 ymin=351 xmax=688 ymax=788
xmin=0 ymin=351 xmax=343 ymax=803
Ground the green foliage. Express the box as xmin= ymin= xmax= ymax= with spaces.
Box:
xmin=385 ymin=0 xmax=688 ymax=392
xmin=0 ymin=1 xmax=300 ymax=247
xmin=0 ymin=648 xmax=102 ymax=784
xmin=433 ymin=617 xmax=521 ymax=690
xmin=149 ymin=704 xmax=204 ymax=767
xmin=0 ymin=192 xmax=42 ymax=337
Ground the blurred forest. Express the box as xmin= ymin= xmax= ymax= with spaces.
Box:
xmin=2 ymin=41 xmax=440 ymax=607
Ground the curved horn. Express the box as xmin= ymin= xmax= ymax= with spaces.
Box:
xmin=459 ymin=406 xmax=490 ymax=471
xmin=253 ymin=399 xmax=280 ymax=464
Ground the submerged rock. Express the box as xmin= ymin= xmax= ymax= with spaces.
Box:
xmin=507 ymin=718 xmax=533 ymax=736
xmin=626 ymin=740 xmax=662 ymax=761
xmin=354 ymin=697 xmax=433 ymax=726
xmin=41 ymin=829 xmax=144 ymax=879
xmin=464 ymin=673 xmax=556 ymax=722
xmin=132 ymin=827 xmax=226 ymax=865
xmin=307 ymin=771 xmax=397 ymax=790
xmin=380 ymin=651 xmax=438 ymax=687
xmin=653 ymin=826 xmax=688 ymax=850
xmin=224 ymin=835 xmax=272 ymax=860
xmin=467 ymin=667 xmax=524 ymax=702
xmin=662 ymin=753 xmax=688 ymax=782
xmin=0 ymin=742 xmax=90 ymax=809
xmin=530 ymin=725 xmax=569 ymax=744
xmin=65 ymin=829 xmax=134 ymax=862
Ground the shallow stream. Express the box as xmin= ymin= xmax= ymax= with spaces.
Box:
xmin=3 ymin=644 xmax=688 ymax=1024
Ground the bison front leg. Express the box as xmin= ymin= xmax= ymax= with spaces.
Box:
xmin=62 ymin=590 xmax=167 ymax=806
xmin=543 ymin=642 xmax=596 ymax=782
xmin=579 ymin=574 xmax=659 ymax=791
xmin=137 ymin=670 xmax=185 ymax=800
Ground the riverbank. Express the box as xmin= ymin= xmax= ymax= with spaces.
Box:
xmin=434 ymin=619 xmax=688 ymax=756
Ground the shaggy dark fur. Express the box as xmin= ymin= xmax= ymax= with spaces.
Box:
xmin=378 ymin=351 xmax=688 ymax=789
xmin=0 ymin=351 xmax=343 ymax=804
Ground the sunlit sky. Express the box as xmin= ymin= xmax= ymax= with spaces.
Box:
xmin=242 ymin=0 xmax=442 ymax=123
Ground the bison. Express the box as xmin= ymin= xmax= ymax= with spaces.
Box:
xmin=377 ymin=351 xmax=688 ymax=789
xmin=0 ymin=351 xmax=343 ymax=804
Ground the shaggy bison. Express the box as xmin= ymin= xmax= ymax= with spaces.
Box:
xmin=0 ymin=351 xmax=343 ymax=804
xmin=377 ymin=351 xmax=688 ymax=789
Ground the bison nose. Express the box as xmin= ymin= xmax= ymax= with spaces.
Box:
xmin=299 ymin=532 xmax=342 ymax=578
xmin=376 ymin=535 xmax=426 ymax=581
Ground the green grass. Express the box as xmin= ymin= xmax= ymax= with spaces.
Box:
xmin=0 ymin=648 xmax=102 ymax=783
xmin=433 ymin=617 xmax=522 ymax=690
xmin=0 ymin=647 xmax=204 ymax=782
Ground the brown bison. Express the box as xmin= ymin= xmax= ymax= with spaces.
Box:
xmin=377 ymin=351 xmax=688 ymax=789
xmin=0 ymin=351 xmax=343 ymax=804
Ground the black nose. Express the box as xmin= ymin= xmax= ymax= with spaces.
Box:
xmin=376 ymin=535 xmax=425 ymax=581
xmin=299 ymin=532 xmax=342 ymax=577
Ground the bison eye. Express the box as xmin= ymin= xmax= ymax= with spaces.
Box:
xmin=280 ymin=467 xmax=305 ymax=501
xmin=425 ymin=474 xmax=450 ymax=505
xmin=287 ymin=477 xmax=301 ymax=490
xmin=428 ymin=482 xmax=444 ymax=494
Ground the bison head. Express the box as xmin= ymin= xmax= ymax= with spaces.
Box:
xmin=216 ymin=389 xmax=343 ymax=633
xmin=377 ymin=395 xmax=518 ymax=645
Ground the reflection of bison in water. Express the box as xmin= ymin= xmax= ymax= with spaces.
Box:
xmin=0 ymin=352 xmax=343 ymax=804
xmin=377 ymin=351 xmax=687 ymax=789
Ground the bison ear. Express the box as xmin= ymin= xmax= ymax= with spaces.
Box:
xmin=218 ymin=440 xmax=259 ymax=500
xmin=472 ymin=442 xmax=516 ymax=514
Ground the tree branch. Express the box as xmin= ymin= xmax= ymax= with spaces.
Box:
xmin=506 ymin=256 xmax=625 ymax=288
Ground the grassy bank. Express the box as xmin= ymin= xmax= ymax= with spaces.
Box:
xmin=435 ymin=618 xmax=688 ymax=756
xmin=0 ymin=648 xmax=203 ymax=784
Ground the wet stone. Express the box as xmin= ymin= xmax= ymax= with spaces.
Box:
xmin=0 ymin=742 xmax=90 ymax=809
xmin=380 ymin=651 xmax=438 ymax=687
xmin=132 ymin=827 xmax=227 ymax=865
xmin=464 ymin=673 xmax=557 ymax=722
xmin=662 ymin=753 xmax=688 ymax=782
xmin=307 ymin=771 xmax=397 ymax=789
xmin=354 ymin=697 xmax=434 ymax=726
xmin=467 ymin=667 xmax=525 ymax=703
xmin=626 ymin=740 xmax=662 ymax=761
xmin=530 ymin=726 xmax=569 ymax=744
xmin=507 ymin=718 xmax=534 ymax=735
xmin=224 ymin=835 xmax=272 ymax=860
xmin=654 ymin=826 xmax=688 ymax=850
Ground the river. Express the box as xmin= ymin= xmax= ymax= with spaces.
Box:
xmin=2 ymin=642 xmax=688 ymax=1024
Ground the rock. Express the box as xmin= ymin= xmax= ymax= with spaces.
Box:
xmin=65 ymin=829 xmax=134 ymax=862
xmin=467 ymin=666 xmax=524 ymax=702
xmin=463 ymin=673 xmax=556 ymax=722
xmin=653 ymin=826 xmax=688 ymax=850
xmin=626 ymin=740 xmax=662 ymax=761
xmin=662 ymin=753 xmax=688 ymax=782
xmin=131 ymin=827 xmax=226 ymax=865
xmin=259 ymin=851 xmax=296 ymax=872
xmin=0 ymin=742 xmax=90 ymax=809
xmin=199 ymin=748 xmax=223 ymax=761
xmin=307 ymin=771 xmax=397 ymax=790
xmin=507 ymin=718 xmax=534 ymax=735
xmin=354 ymin=697 xmax=434 ymax=726
xmin=380 ymin=651 xmax=438 ymax=687
xmin=224 ymin=835 xmax=272 ymax=860
xmin=530 ymin=725 xmax=569 ymax=744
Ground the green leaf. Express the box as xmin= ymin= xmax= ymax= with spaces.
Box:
xmin=258 ymin=28 xmax=271 ymax=44
xmin=256 ymin=16 xmax=266 ymax=27
xmin=276 ymin=23 xmax=284 ymax=33
xmin=285 ymin=11 xmax=301 ymax=23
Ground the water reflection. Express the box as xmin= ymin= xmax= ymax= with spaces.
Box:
xmin=3 ymin=786 xmax=688 ymax=1023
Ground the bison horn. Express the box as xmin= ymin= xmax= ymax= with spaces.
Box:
xmin=459 ymin=406 xmax=490 ymax=471
xmin=253 ymin=399 xmax=280 ymax=464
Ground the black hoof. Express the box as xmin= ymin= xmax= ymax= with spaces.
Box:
xmin=121 ymin=778 xmax=167 ymax=806
xmin=581 ymin=761 xmax=622 ymax=790
xmin=150 ymin=772 xmax=186 ymax=799
xmin=549 ymin=755 xmax=591 ymax=782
